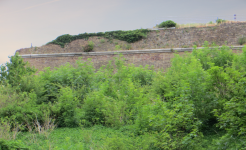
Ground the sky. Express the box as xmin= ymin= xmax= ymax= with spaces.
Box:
xmin=1 ymin=0 xmax=246 ymax=65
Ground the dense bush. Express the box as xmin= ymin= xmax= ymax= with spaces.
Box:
xmin=238 ymin=36 xmax=246 ymax=45
xmin=158 ymin=20 xmax=176 ymax=28
xmin=83 ymin=41 xmax=94 ymax=52
xmin=47 ymin=29 xmax=150 ymax=48
xmin=1 ymin=44 xmax=246 ymax=149
xmin=0 ymin=139 xmax=26 ymax=150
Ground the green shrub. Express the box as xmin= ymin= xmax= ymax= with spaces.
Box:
xmin=238 ymin=37 xmax=246 ymax=45
xmin=39 ymin=59 xmax=95 ymax=103
xmin=216 ymin=18 xmax=226 ymax=24
xmin=47 ymin=29 xmax=150 ymax=48
xmin=51 ymin=87 xmax=81 ymax=127
xmin=152 ymin=52 xmax=214 ymax=130
xmin=125 ymin=44 xmax=132 ymax=50
xmin=83 ymin=41 xmax=94 ymax=52
xmin=158 ymin=20 xmax=176 ymax=28
xmin=100 ymin=39 xmax=105 ymax=43
xmin=115 ymin=45 xmax=121 ymax=50
xmin=192 ymin=41 xmax=234 ymax=70
xmin=0 ymin=139 xmax=26 ymax=150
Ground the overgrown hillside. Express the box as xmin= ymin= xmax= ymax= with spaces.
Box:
xmin=1 ymin=43 xmax=246 ymax=149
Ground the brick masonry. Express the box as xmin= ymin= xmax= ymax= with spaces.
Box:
xmin=23 ymin=49 xmax=242 ymax=72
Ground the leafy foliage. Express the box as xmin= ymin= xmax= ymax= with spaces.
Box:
xmin=47 ymin=29 xmax=150 ymax=48
xmin=2 ymin=44 xmax=246 ymax=149
xmin=216 ymin=18 xmax=226 ymax=24
xmin=158 ymin=20 xmax=177 ymax=28
xmin=238 ymin=36 xmax=246 ymax=45
xmin=83 ymin=41 xmax=94 ymax=52
xmin=0 ymin=53 xmax=36 ymax=87
xmin=0 ymin=139 xmax=26 ymax=150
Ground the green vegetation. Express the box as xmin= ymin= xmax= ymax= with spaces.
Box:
xmin=216 ymin=18 xmax=226 ymax=24
xmin=47 ymin=29 xmax=150 ymax=48
xmin=125 ymin=44 xmax=132 ymax=50
xmin=1 ymin=43 xmax=246 ymax=149
xmin=83 ymin=41 xmax=94 ymax=52
xmin=114 ymin=45 xmax=121 ymax=50
xmin=158 ymin=20 xmax=176 ymax=28
xmin=238 ymin=36 xmax=246 ymax=45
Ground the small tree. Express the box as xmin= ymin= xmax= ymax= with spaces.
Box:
xmin=0 ymin=53 xmax=36 ymax=86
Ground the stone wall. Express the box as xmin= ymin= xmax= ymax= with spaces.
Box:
xmin=17 ymin=22 xmax=246 ymax=55
xmin=23 ymin=52 xmax=182 ymax=72
xmin=17 ymin=22 xmax=246 ymax=72
xmin=22 ymin=49 xmax=243 ymax=72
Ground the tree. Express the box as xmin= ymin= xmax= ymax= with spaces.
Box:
xmin=0 ymin=53 xmax=36 ymax=86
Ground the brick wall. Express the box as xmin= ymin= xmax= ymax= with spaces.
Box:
xmin=23 ymin=49 xmax=242 ymax=72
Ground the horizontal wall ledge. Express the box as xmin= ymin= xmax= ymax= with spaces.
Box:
xmin=19 ymin=46 xmax=244 ymax=58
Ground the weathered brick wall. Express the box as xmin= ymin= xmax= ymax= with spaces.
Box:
xmin=23 ymin=52 xmax=179 ymax=72
xmin=23 ymin=49 xmax=242 ymax=72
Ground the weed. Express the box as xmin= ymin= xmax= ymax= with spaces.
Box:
xmin=193 ymin=42 xmax=198 ymax=47
xmin=100 ymin=39 xmax=105 ymax=43
xmin=115 ymin=45 xmax=121 ymax=50
xmin=125 ymin=44 xmax=132 ymax=50
xmin=33 ymin=114 xmax=57 ymax=138
xmin=182 ymin=45 xmax=189 ymax=48
xmin=212 ymin=27 xmax=217 ymax=30
xmin=216 ymin=18 xmax=226 ymax=24
xmin=238 ymin=36 xmax=246 ymax=45
xmin=84 ymin=41 xmax=94 ymax=52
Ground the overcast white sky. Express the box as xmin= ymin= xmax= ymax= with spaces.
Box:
xmin=1 ymin=0 xmax=246 ymax=65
